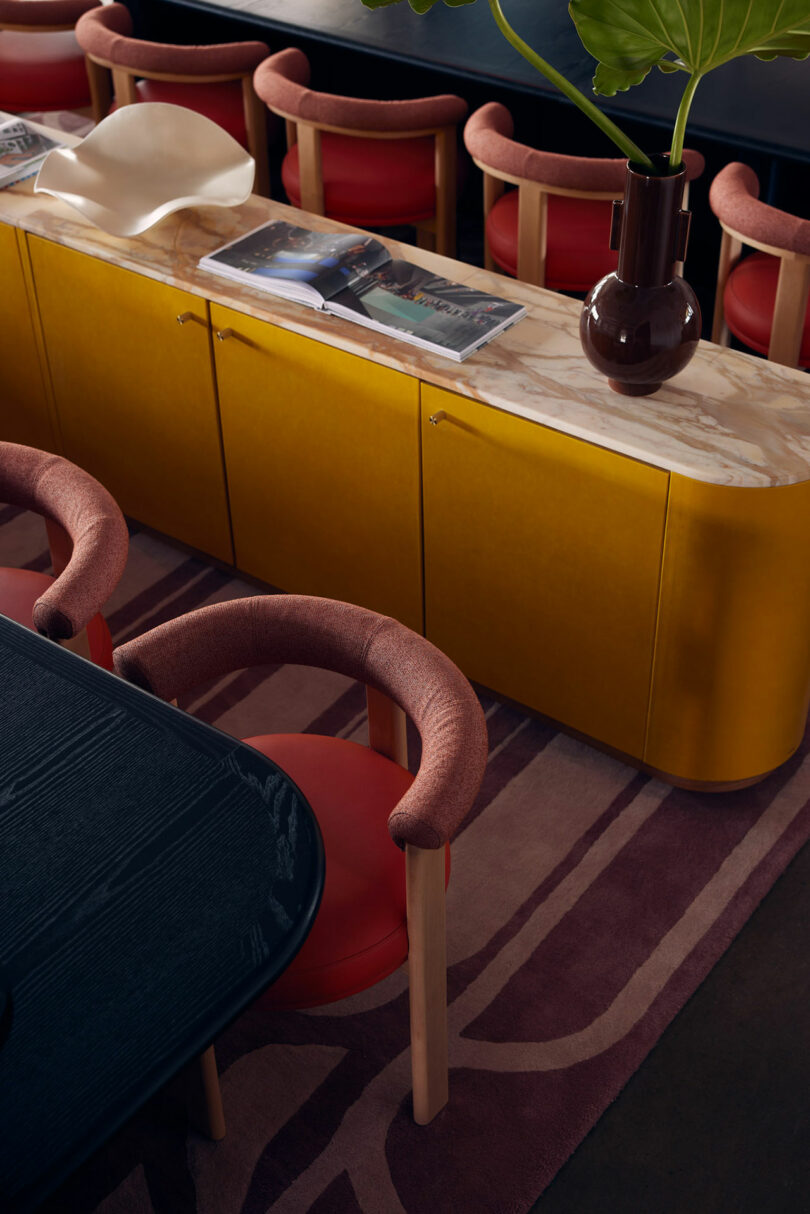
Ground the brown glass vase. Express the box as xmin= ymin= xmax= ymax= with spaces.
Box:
xmin=580 ymin=156 xmax=701 ymax=396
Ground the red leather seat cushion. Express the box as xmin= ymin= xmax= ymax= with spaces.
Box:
xmin=245 ymin=733 xmax=440 ymax=1009
xmin=0 ymin=566 xmax=113 ymax=669
xmin=724 ymin=251 xmax=810 ymax=367
xmin=135 ymin=79 xmax=249 ymax=148
xmin=282 ymin=133 xmax=438 ymax=226
xmin=486 ymin=188 xmax=618 ymax=292
xmin=0 ymin=30 xmax=91 ymax=111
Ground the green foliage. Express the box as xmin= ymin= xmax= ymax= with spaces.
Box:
xmin=360 ymin=0 xmax=810 ymax=168
xmin=569 ymin=0 xmax=810 ymax=96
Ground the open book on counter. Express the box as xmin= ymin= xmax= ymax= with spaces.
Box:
xmin=198 ymin=220 xmax=526 ymax=362
xmin=0 ymin=118 xmax=64 ymax=189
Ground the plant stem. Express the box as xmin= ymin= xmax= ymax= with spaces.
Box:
xmin=487 ymin=0 xmax=655 ymax=170
xmin=669 ymin=72 xmax=702 ymax=168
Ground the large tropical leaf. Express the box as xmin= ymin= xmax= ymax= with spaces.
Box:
xmin=569 ymin=0 xmax=810 ymax=95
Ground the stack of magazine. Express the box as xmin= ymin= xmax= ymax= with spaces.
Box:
xmin=0 ymin=118 xmax=63 ymax=190
xmin=198 ymin=220 xmax=526 ymax=362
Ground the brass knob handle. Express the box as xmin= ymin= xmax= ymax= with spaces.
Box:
xmin=429 ymin=410 xmax=447 ymax=426
xmin=176 ymin=311 xmax=193 ymax=325
xmin=216 ymin=328 xmax=234 ymax=342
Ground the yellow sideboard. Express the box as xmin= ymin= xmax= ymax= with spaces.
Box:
xmin=3 ymin=182 xmax=810 ymax=789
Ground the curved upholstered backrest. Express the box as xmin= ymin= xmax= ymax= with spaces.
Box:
xmin=114 ymin=595 xmax=488 ymax=850
xmin=75 ymin=2 xmax=268 ymax=76
xmin=464 ymin=101 xmax=705 ymax=193
xmin=253 ymin=47 xmax=468 ymax=134
xmin=709 ymin=161 xmax=810 ymax=257
xmin=0 ymin=443 xmax=129 ymax=640
xmin=0 ymin=0 xmax=97 ymax=29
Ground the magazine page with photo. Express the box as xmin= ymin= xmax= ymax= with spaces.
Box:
xmin=0 ymin=118 xmax=64 ymax=189
xmin=199 ymin=219 xmax=526 ymax=361
xmin=330 ymin=259 xmax=526 ymax=360
xmin=199 ymin=221 xmax=391 ymax=306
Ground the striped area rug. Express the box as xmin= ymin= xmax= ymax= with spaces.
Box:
xmin=5 ymin=509 xmax=810 ymax=1214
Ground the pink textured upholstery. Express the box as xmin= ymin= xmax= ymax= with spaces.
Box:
xmin=113 ymin=594 xmax=488 ymax=851
xmin=254 ymin=47 xmax=467 ymax=133
xmin=464 ymin=102 xmax=705 ymax=189
xmin=75 ymin=3 xmax=268 ymax=76
xmin=0 ymin=442 xmax=128 ymax=641
xmin=0 ymin=0 xmax=97 ymax=26
xmin=709 ymin=161 xmax=810 ymax=257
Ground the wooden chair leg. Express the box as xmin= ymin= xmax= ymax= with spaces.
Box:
xmin=711 ymin=228 xmax=743 ymax=346
xmin=516 ymin=182 xmax=548 ymax=289
xmin=433 ymin=126 xmax=457 ymax=258
xmin=185 ymin=1044 xmax=226 ymax=1140
xmin=483 ymin=172 xmax=505 ymax=274
xmin=242 ymin=79 xmax=270 ymax=198
xmin=768 ymin=256 xmax=810 ymax=367
xmin=296 ymin=123 xmax=325 ymax=215
xmin=366 ymin=685 xmax=408 ymax=766
xmin=111 ymin=67 xmax=138 ymax=107
xmin=84 ymin=57 xmax=112 ymax=124
xmin=406 ymin=843 xmax=448 ymax=1125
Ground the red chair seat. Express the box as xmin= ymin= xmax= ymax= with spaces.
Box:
xmin=723 ymin=251 xmax=810 ymax=367
xmin=133 ymin=79 xmax=249 ymax=148
xmin=244 ymin=732 xmax=449 ymax=1009
xmin=282 ymin=133 xmax=437 ymax=226
xmin=0 ymin=566 xmax=113 ymax=669
xmin=0 ymin=30 xmax=91 ymax=111
xmin=486 ymin=188 xmax=618 ymax=292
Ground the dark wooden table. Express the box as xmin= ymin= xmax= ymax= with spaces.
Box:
xmin=0 ymin=613 xmax=324 ymax=1213
xmin=159 ymin=0 xmax=810 ymax=164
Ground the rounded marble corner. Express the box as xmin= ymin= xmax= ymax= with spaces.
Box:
xmin=33 ymin=102 xmax=256 ymax=237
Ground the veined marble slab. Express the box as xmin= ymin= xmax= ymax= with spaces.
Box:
xmin=2 ymin=164 xmax=809 ymax=488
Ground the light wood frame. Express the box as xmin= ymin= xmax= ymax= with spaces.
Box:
xmin=276 ymin=107 xmax=458 ymax=257
xmin=187 ymin=682 xmax=453 ymax=1138
xmin=470 ymin=153 xmax=624 ymax=289
xmin=82 ymin=53 xmax=270 ymax=197
xmin=711 ymin=220 xmax=810 ymax=368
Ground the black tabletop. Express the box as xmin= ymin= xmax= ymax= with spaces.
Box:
xmin=166 ymin=0 xmax=810 ymax=162
xmin=0 ymin=614 xmax=324 ymax=1213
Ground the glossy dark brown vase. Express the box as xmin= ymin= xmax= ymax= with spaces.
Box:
xmin=580 ymin=156 xmax=701 ymax=396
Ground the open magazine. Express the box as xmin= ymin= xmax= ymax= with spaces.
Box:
xmin=198 ymin=220 xmax=526 ymax=361
xmin=0 ymin=118 xmax=63 ymax=189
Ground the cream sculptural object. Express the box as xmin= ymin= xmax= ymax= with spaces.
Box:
xmin=34 ymin=103 xmax=255 ymax=236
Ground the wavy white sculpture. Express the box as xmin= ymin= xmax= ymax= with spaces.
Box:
xmin=35 ymin=102 xmax=255 ymax=236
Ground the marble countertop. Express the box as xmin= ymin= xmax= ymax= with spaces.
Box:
xmin=3 ymin=159 xmax=810 ymax=488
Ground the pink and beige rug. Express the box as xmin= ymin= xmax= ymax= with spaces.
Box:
xmin=4 ymin=508 xmax=810 ymax=1214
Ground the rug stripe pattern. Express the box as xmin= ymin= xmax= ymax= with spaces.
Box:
xmin=4 ymin=514 xmax=810 ymax=1214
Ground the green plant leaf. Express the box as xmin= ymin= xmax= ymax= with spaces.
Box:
xmin=570 ymin=0 xmax=810 ymax=96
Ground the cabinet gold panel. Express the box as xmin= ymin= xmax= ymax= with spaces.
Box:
xmin=422 ymin=384 xmax=668 ymax=757
xmin=28 ymin=236 xmax=232 ymax=561
xmin=212 ymin=304 xmax=422 ymax=631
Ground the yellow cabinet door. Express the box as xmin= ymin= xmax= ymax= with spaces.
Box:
xmin=211 ymin=303 xmax=423 ymax=631
xmin=0 ymin=224 xmax=58 ymax=451
xmin=27 ymin=235 xmax=232 ymax=561
xmin=422 ymin=385 xmax=669 ymax=758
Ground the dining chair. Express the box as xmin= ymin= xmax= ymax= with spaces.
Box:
xmin=463 ymin=101 xmax=705 ymax=291
xmin=252 ymin=48 xmax=468 ymax=256
xmin=709 ymin=161 xmax=810 ymax=369
xmin=74 ymin=1 xmax=272 ymax=195
xmin=0 ymin=441 xmax=128 ymax=668
xmin=0 ymin=0 xmax=102 ymax=121
xmin=114 ymin=593 xmax=489 ymax=1127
